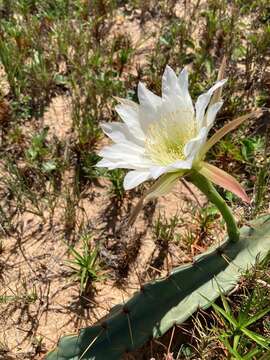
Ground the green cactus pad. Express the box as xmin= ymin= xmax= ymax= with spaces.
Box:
xmin=46 ymin=215 xmax=270 ymax=360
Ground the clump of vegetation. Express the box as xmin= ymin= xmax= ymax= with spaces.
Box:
xmin=66 ymin=232 xmax=103 ymax=294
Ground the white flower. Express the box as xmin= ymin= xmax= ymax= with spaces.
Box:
xmin=97 ymin=66 xmax=257 ymax=202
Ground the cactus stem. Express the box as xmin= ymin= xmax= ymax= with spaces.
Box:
xmin=188 ymin=171 xmax=240 ymax=242
xmin=169 ymin=276 xmax=182 ymax=291
xmin=143 ymin=287 xmax=155 ymax=299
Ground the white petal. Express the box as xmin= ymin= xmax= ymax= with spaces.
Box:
xmin=184 ymin=127 xmax=208 ymax=159
xmin=137 ymin=82 xmax=162 ymax=109
xmin=98 ymin=144 xmax=147 ymax=169
xmin=138 ymin=105 xmax=163 ymax=133
xmin=204 ymin=101 xmax=223 ymax=128
xmin=98 ymin=143 xmax=153 ymax=169
xmin=178 ymin=68 xmax=194 ymax=112
xmin=96 ymin=158 xmax=122 ymax=169
xmin=157 ymin=100 xmax=194 ymax=130
xmin=123 ymin=170 xmax=151 ymax=190
xmin=99 ymin=142 xmax=144 ymax=156
xmin=168 ymin=159 xmax=193 ymax=171
xmin=178 ymin=68 xmax=189 ymax=92
xmin=162 ymin=66 xmax=194 ymax=115
xmin=195 ymin=79 xmax=227 ymax=129
xmin=96 ymin=158 xmax=148 ymax=170
xmin=115 ymin=102 xmax=145 ymax=141
xmin=99 ymin=144 xmax=143 ymax=161
xmin=96 ymin=156 xmax=152 ymax=170
xmin=150 ymin=159 xmax=193 ymax=179
xmin=121 ymin=85 xmax=162 ymax=134
xmin=100 ymin=122 xmax=144 ymax=147
xmin=149 ymin=166 xmax=168 ymax=179
xmin=162 ymin=65 xmax=180 ymax=98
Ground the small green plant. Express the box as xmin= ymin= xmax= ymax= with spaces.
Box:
xmin=0 ymin=284 xmax=37 ymax=304
xmin=210 ymin=291 xmax=270 ymax=359
xmin=153 ymin=212 xmax=180 ymax=244
xmin=240 ymin=137 xmax=264 ymax=164
xmin=79 ymin=152 xmax=101 ymax=182
xmin=253 ymin=128 xmax=270 ymax=216
xmin=214 ymin=137 xmax=245 ymax=163
xmin=26 ymin=127 xmax=50 ymax=163
xmin=199 ymin=204 xmax=220 ymax=234
xmin=25 ymin=127 xmax=60 ymax=174
xmin=1 ymin=159 xmax=45 ymax=217
xmin=106 ymin=168 xmax=125 ymax=199
xmin=66 ymin=233 xmax=103 ymax=294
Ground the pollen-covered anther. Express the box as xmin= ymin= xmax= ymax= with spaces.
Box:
xmin=145 ymin=113 xmax=196 ymax=166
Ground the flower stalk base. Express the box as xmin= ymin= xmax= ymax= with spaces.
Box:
xmin=188 ymin=171 xmax=240 ymax=242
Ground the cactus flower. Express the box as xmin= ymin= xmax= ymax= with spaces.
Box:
xmin=97 ymin=66 xmax=257 ymax=203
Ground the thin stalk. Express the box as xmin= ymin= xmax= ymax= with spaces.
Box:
xmin=188 ymin=171 xmax=240 ymax=242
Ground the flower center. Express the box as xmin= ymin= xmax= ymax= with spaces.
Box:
xmin=145 ymin=110 xmax=196 ymax=165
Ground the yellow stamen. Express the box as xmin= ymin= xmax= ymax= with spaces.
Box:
xmin=145 ymin=111 xmax=196 ymax=165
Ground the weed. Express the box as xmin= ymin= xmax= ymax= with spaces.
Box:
xmin=106 ymin=168 xmax=125 ymax=199
xmin=66 ymin=232 xmax=103 ymax=294
xmin=1 ymin=159 xmax=45 ymax=217
xmin=211 ymin=291 xmax=270 ymax=358
xmin=153 ymin=212 xmax=180 ymax=245
xmin=26 ymin=127 xmax=50 ymax=164
xmin=63 ymin=189 xmax=77 ymax=239
xmin=253 ymin=125 xmax=270 ymax=216
xmin=199 ymin=204 xmax=220 ymax=234
xmin=0 ymin=284 xmax=37 ymax=304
